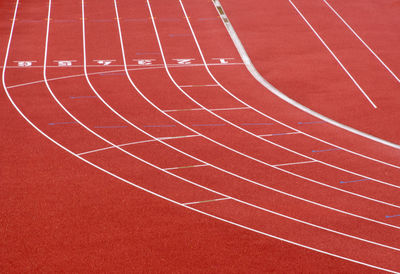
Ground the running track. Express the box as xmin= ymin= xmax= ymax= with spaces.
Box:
xmin=1 ymin=0 xmax=400 ymax=272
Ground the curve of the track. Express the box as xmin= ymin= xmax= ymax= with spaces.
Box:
xmin=3 ymin=0 xmax=400 ymax=272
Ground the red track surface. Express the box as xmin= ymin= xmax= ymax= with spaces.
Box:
xmin=1 ymin=0 xmax=400 ymax=272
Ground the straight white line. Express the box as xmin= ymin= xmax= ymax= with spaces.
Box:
xmin=211 ymin=1 xmax=400 ymax=152
xmin=323 ymin=0 xmax=400 ymax=84
xmin=2 ymin=62 xmax=244 ymax=69
xmin=1 ymin=1 xmax=398 ymax=271
xmin=183 ymin=197 xmax=231 ymax=205
xmin=164 ymin=106 xmax=250 ymax=112
xmin=144 ymin=0 xmax=400 ymax=215
xmin=164 ymin=164 xmax=208 ymax=171
xmin=288 ymin=0 xmax=377 ymax=109
xmin=77 ymin=134 xmax=200 ymax=156
xmin=171 ymin=0 xmax=400 ymax=196
xmin=273 ymin=160 xmax=316 ymax=167
xmin=6 ymin=63 xmax=244 ymax=90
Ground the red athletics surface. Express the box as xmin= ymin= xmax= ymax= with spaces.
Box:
xmin=1 ymin=0 xmax=400 ymax=272
xmin=219 ymin=0 xmax=400 ymax=144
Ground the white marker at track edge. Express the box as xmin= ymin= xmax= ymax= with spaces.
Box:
xmin=212 ymin=0 xmax=400 ymax=150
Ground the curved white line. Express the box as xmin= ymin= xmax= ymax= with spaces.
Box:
xmin=1 ymin=1 xmax=399 ymax=272
xmin=211 ymin=0 xmax=400 ymax=150
xmin=181 ymin=0 xmax=400 ymax=172
xmin=323 ymin=0 xmax=400 ymax=84
xmin=144 ymin=0 xmax=400 ymax=207
xmin=177 ymin=0 xmax=400 ymax=188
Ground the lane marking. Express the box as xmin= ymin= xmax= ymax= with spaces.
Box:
xmin=183 ymin=197 xmax=231 ymax=205
xmin=212 ymin=0 xmax=400 ymax=150
xmin=288 ymin=0 xmax=377 ymax=109
xmin=2 ymin=2 xmax=400 ymax=271
xmin=386 ymin=214 xmax=400 ymax=219
xmin=312 ymin=148 xmax=342 ymax=153
xmin=340 ymin=178 xmax=370 ymax=184
xmin=323 ymin=0 xmax=400 ymax=84
xmin=77 ymin=135 xmax=200 ymax=156
xmin=164 ymin=106 xmax=249 ymax=112
xmin=164 ymin=164 xmax=208 ymax=171
xmin=5 ymin=63 xmax=244 ymax=89
xmin=273 ymin=160 xmax=316 ymax=167
xmin=48 ymin=121 xmax=77 ymax=126
xmin=259 ymin=132 xmax=300 ymax=137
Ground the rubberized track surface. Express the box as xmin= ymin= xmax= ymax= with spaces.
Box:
xmin=1 ymin=0 xmax=400 ymax=272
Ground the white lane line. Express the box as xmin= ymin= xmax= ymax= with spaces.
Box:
xmin=164 ymin=106 xmax=250 ymax=112
xmin=77 ymin=134 xmax=200 ymax=156
xmin=323 ymin=0 xmax=400 ymax=84
xmin=273 ymin=160 xmax=316 ymax=167
xmin=159 ymin=0 xmax=400 ymax=198
xmin=183 ymin=197 xmax=231 ymax=205
xmin=179 ymin=0 xmax=400 ymax=189
xmin=211 ymin=0 xmax=400 ymax=151
xmin=120 ymin=0 xmax=400 ymax=229
xmin=5 ymin=63 xmax=244 ymax=89
xmin=2 ymin=2 xmax=400 ymax=270
xmin=180 ymin=84 xmax=218 ymax=87
xmin=259 ymin=132 xmax=300 ymax=137
xmin=288 ymin=0 xmax=377 ymax=109
xmin=164 ymin=164 xmax=208 ymax=171
xmin=2 ymin=62 xmax=244 ymax=69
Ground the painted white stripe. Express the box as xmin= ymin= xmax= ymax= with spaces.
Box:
xmin=164 ymin=164 xmax=208 ymax=171
xmin=212 ymin=0 xmax=400 ymax=150
xmin=77 ymin=134 xmax=200 ymax=155
xmin=183 ymin=197 xmax=231 ymax=205
xmin=164 ymin=106 xmax=249 ymax=112
xmin=273 ymin=160 xmax=316 ymax=167
xmin=288 ymin=0 xmax=377 ymax=108
xmin=1 ymin=1 xmax=398 ymax=271
xmin=323 ymin=0 xmax=400 ymax=84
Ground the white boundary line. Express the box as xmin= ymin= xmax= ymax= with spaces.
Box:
xmin=147 ymin=0 xmax=400 ymax=196
xmin=287 ymin=0 xmax=377 ymax=108
xmin=1 ymin=1 xmax=398 ymax=272
xmin=273 ymin=160 xmax=316 ymax=167
xmin=77 ymin=0 xmax=400 ymax=232
xmin=6 ymin=63 xmax=243 ymax=89
xmin=323 ymin=0 xmax=400 ymax=84
xmin=211 ymin=0 xmax=400 ymax=150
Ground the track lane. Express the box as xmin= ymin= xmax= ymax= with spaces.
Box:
xmin=3 ymin=0 xmax=390 ymax=272
xmin=216 ymin=0 xmax=400 ymax=144
xmin=179 ymin=0 xmax=400 ymax=177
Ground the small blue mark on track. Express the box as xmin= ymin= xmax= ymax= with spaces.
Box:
xmin=48 ymin=122 xmax=77 ymax=126
xmin=385 ymin=214 xmax=400 ymax=219
xmin=339 ymin=178 xmax=369 ymax=184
